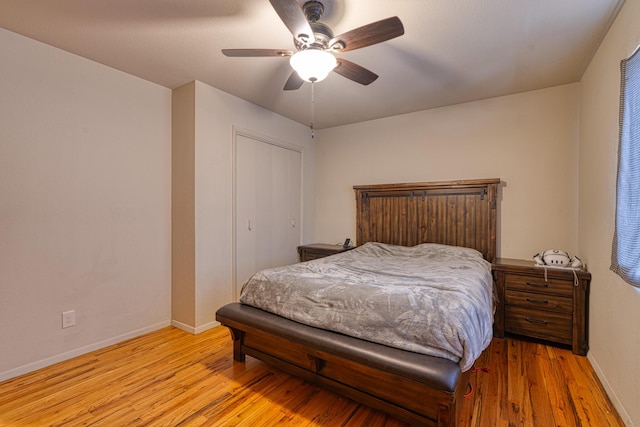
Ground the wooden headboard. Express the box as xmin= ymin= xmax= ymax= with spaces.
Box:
xmin=354 ymin=178 xmax=500 ymax=261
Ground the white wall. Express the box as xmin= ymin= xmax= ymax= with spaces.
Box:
xmin=0 ymin=28 xmax=172 ymax=380
xmin=579 ymin=0 xmax=640 ymax=424
xmin=172 ymin=81 xmax=315 ymax=332
xmin=315 ymin=84 xmax=581 ymax=259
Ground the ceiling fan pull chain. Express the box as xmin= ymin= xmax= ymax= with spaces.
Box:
xmin=310 ymin=81 xmax=315 ymax=139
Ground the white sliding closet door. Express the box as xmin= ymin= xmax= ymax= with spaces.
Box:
xmin=235 ymin=134 xmax=302 ymax=299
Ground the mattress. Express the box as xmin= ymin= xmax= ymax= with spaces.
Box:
xmin=240 ymin=242 xmax=494 ymax=371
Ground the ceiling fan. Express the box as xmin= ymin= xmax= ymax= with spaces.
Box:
xmin=222 ymin=0 xmax=405 ymax=90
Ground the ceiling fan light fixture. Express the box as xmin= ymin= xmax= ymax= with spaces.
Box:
xmin=290 ymin=49 xmax=337 ymax=82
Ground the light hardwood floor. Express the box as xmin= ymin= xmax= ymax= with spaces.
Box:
xmin=0 ymin=326 xmax=624 ymax=426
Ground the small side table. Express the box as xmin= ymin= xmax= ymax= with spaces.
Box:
xmin=297 ymin=243 xmax=355 ymax=262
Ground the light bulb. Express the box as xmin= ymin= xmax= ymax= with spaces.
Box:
xmin=289 ymin=49 xmax=337 ymax=82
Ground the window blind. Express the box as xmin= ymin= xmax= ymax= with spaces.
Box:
xmin=611 ymin=46 xmax=640 ymax=288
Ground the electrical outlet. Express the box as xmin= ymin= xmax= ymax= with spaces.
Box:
xmin=62 ymin=310 xmax=76 ymax=329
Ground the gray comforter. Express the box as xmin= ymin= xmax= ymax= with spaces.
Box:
xmin=240 ymin=242 xmax=494 ymax=371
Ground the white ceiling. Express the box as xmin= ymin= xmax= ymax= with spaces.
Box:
xmin=0 ymin=0 xmax=624 ymax=129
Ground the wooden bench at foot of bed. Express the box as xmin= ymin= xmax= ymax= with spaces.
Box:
xmin=216 ymin=303 xmax=471 ymax=427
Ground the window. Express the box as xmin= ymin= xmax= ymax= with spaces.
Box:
xmin=611 ymin=46 xmax=640 ymax=288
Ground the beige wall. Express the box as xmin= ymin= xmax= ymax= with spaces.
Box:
xmin=172 ymin=83 xmax=197 ymax=327
xmin=579 ymin=0 xmax=640 ymax=424
xmin=0 ymin=25 xmax=315 ymax=379
xmin=0 ymin=28 xmax=172 ymax=380
xmin=315 ymin=84 xmax=581 ymax=259
xmin=171 ymin=81 xmax=315 ymax=333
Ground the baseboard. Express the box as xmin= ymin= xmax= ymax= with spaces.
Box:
xmin=171 ymin=319 xmax=196 ymax=333
xmin=171 ymin=319 xmax=220 ymax=334
xmin=588 ymin=352 xmax=635 ymax=426
xmin=0 ymin=320 xmax=171 ymax=383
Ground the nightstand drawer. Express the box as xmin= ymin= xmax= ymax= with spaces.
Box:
xmin=505 ymin=290 xmax=573 ymax=313
xmin=505 ymin=305 xmax=572 ymax=344
xmin=300 ymin=252 xmax=327 ymax=261
xmin=504 ymin=272 xmax=574 ymax=297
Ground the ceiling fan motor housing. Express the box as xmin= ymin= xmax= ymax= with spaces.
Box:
xmin=296 ymin=21 xmax=333 ymax=50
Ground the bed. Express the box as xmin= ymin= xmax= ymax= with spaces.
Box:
xmin=216 ymin=178 xmax=501 ymax=426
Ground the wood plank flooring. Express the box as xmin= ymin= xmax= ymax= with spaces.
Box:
xmin=0 ymin=326 xmax=624 ymax=426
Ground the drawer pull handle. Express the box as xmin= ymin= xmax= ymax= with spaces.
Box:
xmin=526 ymin=281 xmax=548 ymax=288
xmin=525 ymin=297 xmax=549 ymax=304
xmin=525 ymin=317 xmax=549 ymax=325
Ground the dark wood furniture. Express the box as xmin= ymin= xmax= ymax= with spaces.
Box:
xmin=354 ymin=179 xmax=498 ymax=262
xmin=217 ymin=178 xmax=501 ymax=427
xmin=492 ymin=258 xmax=590 ymax=355
xmin=297 ymin=243 xmax=354 ymax=262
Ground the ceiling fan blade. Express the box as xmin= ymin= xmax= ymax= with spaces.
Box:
xmin=333 ymin=58 xmax=378 ymax=85
xmin=269 ymin=0 xmax=315 ymax=45
xmin=329 ymin=16 xmax=404 ymax=53
xmin=222 ymin=49 xmax=293 ymax=57
xmin=283 ymin=71 xmax=304 ymax=90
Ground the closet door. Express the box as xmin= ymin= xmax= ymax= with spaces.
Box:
xmin=235 ymin=134 xmax=302 ymax=298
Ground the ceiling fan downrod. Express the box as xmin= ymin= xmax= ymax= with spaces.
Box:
xmin=303 ymin=1 xmax=324 ymax=23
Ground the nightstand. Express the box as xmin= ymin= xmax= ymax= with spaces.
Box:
xmin=297 ymin=243 xmax=355 ymax=262
xmin=492 ymin=258 xmax=590 ymax=355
